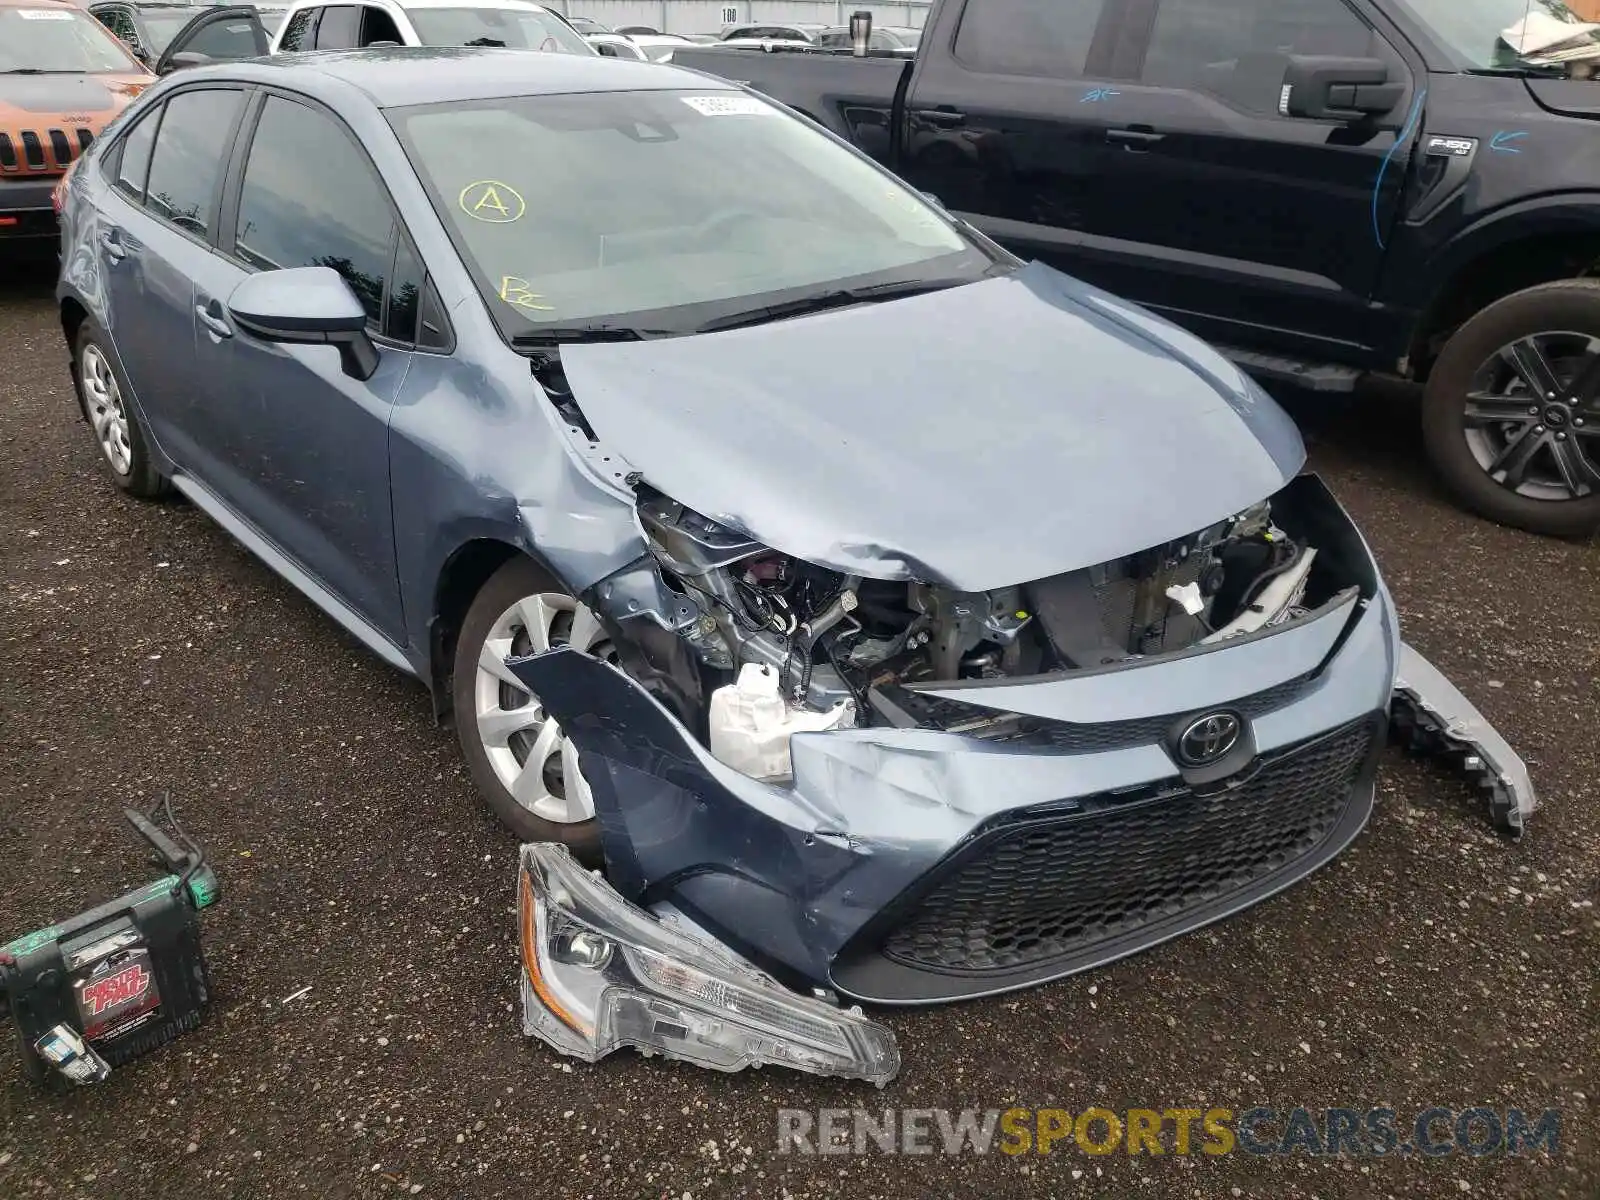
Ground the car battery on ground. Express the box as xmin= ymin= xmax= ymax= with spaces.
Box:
xmin=0 ymin=797 xmax=219 ymax=1086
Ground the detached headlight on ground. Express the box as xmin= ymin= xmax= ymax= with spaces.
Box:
xmin=516 ymin=843 xmax=899 ymax=1085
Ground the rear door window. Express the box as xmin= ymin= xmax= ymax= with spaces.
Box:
xmin=276 ymin=6 xmax=315 ymax=48
xmin=112 ymin=104 xmax=160 ymax=201
xmin=141 ymin=88 xmax=245 ymax=236
xmin=313 ymin=3 xmax=359 ymax=46
xmin=953 ymin=0 xmax=1110 ymax=78
xmin=93 ymin=6 xmax=136 ymax=47
xmin=358 ymin=4 xmax=402 ymax=44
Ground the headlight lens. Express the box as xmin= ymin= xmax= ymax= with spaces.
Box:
xmin=517 ymin=843 xmax=899 ymax=1084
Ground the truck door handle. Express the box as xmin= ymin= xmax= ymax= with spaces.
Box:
xmin=99 ymin=227 xmax=126 ymax=263
xmin=1106 ymin=126 xmax=1165 ymax=150
xmin=195 ymin=302 xmax=233 ymax=340
xmin=918 ymin=108 xmax=967 ymax=128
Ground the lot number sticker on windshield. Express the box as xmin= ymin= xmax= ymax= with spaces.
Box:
xmin=18 ymin=9 xmax=76 ymax=17
xmin=681 ymin=96 xmax=776 ymax=117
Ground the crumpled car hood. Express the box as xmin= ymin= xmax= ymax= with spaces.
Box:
xmin=560 ymin=261 xmax=1305 ymax=592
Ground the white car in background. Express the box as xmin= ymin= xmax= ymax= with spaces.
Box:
xmin=718 ymin=21 xmax=822 ymax=41
xmin=585 ymin=30 xmax=691 ymax=62
xmin=268 ymin=0 xmax=592 ymax=53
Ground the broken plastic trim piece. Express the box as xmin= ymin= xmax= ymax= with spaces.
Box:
xmin=1389 ymin=642 xmax=1536 ymax=836
xmin=516 ymin=843 xmax=900 ymax=1085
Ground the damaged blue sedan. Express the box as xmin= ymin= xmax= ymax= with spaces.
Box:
xmin=55 ymin=49 xmax=1533 ymax=1086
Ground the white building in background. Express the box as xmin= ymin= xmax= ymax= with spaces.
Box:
xmin=546 ymin=0 xmax=930 ymax=36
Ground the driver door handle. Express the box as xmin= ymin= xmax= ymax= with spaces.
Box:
xmin=1106 ymin=125 xmax=1165 ymax=150
xmin=195 ymin=302 xmax=233 ymax=339
xmin=99 ymin=227 xmax=126 ymax=263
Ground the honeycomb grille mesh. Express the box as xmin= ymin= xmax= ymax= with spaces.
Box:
xmin=880 ymin=719 xmax=1375 ymax=974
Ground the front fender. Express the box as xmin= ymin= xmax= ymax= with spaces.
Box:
xmin=1405 ymin=193 xmax=1600 ymax=318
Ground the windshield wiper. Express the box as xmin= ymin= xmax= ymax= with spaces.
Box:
xmin=462 ymin=36 xmax=506 ymax=46
xmin=692 ymin=277 xmax=976 ymax=335
xmin=510 ymin=325 xmax=661 ymax=348
xmin=1467 ymin=62 xmax=1570 ymax=77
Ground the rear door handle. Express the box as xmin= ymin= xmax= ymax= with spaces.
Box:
xmin=918 ymin=108 xmax=967 ymax=128
xmin=195 ymin=302 xmax=233 ymax=339
xmin=1106 ymin=126 xmax=1165 ymax=150
xmin=99 ymin=227 xmax=126 ymax=262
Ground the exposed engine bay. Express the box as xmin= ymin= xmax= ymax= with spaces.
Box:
xmin=635 ymin=486 xmax=1341 ymax=778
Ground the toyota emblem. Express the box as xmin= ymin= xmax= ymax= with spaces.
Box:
xmin=1176 ymin=712 xmax=1242 ymax=767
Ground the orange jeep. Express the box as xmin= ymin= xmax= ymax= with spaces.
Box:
xmin=0 ymin=0 xmax=151 ymax=241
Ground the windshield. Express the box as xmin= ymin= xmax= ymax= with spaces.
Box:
xmin=389 ymin=89 xmax=992 ymax=336
xmin=407 ymin=7 xmax=590 ymax=51
xmin=0 ymin=7 xmax=140 ymax=72
xmin=1397 ymin=0 xmax=1600 ymax=70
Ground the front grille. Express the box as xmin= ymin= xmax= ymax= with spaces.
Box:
xmin=879 ymin=718 xmax=1375 ymax=975
xmin=878 ymin=672 xmax=1313 ymax=754
xmin=0 ymin=126 xmax=93 ymax=175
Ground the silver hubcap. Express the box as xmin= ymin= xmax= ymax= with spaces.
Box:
xmin=473 ymin=592 xmax=613 ymax=825
xmin=81 ymin=344 xmax=133 ymax=477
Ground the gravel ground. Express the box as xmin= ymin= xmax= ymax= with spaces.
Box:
xmin=0 ymin=249 xmax=1595 ymax=1200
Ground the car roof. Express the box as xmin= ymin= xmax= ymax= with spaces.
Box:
xmin=179 ymin=45 xmax=735 ymax=105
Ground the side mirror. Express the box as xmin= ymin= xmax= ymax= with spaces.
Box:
xmin=228 ymin=266 xmax=380 ymax=381
xmin=159 ymin=50 xmax=213 ymax=74
xmin=1281 ymin=56 xmax=1403 ymax=122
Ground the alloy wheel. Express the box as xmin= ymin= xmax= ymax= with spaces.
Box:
xmin=81 ymin=344 xmax=133 ymax=477
xmin=472 ymin=592 xmax=615 ymax=825
xmin=1462 ymin=332 xmax=1600 ymax=501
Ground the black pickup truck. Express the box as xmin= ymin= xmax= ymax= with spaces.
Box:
xmin=674 ymin=0 xmax=1600 ymax=536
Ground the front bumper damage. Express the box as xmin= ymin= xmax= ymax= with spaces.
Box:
xmin=505 ymin=589 xmax=1535 ymax=1084
xmin=516 ymin=841 xmax=899 ymax=1084
xmin=1390 ymin=643 xmax=1537 ymax=836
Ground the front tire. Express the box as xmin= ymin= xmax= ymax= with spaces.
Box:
xmin=451 ymin=557 xmax=612 ymax=860
xmin=72 ymin=320 xmax=168 ymax=498
xmin=1422 ymin=280 xmax=1600 ymax=536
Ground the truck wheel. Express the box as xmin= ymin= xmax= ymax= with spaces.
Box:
xmin=452 ymin=556 xmax=612 ymax=861
xmin=1422 ymin=280 xmax=1600 ymax=536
